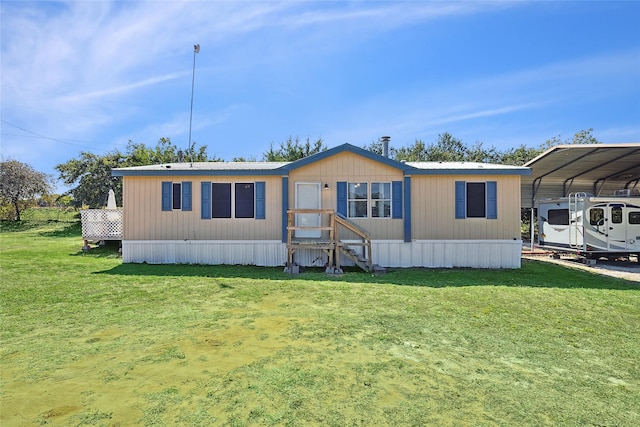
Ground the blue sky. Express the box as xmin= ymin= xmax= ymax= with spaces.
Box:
xmin=1 ymin=1 xmax=639 ymax=190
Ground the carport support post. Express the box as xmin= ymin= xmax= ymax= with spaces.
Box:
xmin=530 ymin=207 xmax=535 ymax=252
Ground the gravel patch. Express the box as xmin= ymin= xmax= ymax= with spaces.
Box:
xmin=523 ymin=254 xmax=640 ymax=283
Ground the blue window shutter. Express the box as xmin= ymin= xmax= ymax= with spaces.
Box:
xmin=255 ymin=181 xmax=266 ymax=220
xmin=162 ymin=182 xmax=171 ymax=211
xmin=455 ymin=181 xmax=466 ymax=219
xmin=281 ymin=177 xmax=289 ymax=243
xmin=392 ymin=181 xmax=403 ymax=219
xmin=182 ymin=181 xmax=192 ymax=211
xmin=337 ymin=182 xmax=347 ymax=216
xmin=404 ymin=177 xmax=411 ymax=242
xmin=487 ymin=181 xmax=497 ymax=219
xmin=201 ymin=182 xmax=211 ymax=219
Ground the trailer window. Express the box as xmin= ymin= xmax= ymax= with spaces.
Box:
xmin=629 ymin=211 xmax=640 ymax=225
xmin=611 ymin=206 xmax=623 ymax=224
xmin=466 ymin=183 xmax=486 ymax=218
xmin=589 ymin=208 xmax=605 ymax=226
xmin=371 ymin=182 xmax=391 ymax=218
xmin=212 ymin=183 xmax=232 ymax=218
xmin=235 ymin=183 xmax=255 ymax=218
xmin=172 ymin=183 xmax=182 ymax=210
xmin=347 ymin=182 xmax=368 ymax=218
xmin=547 ymin=209 xmax=569 ymax=225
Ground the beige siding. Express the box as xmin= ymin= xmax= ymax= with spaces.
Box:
xmin=289 ymin=152 xmax=405 ymax=239
xmin=123 ymin=175 xmax=282 ymax=241
xmin=410 ymin=174 xmax=522 ymax=240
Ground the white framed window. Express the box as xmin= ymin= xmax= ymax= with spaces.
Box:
xmin=371 ymin=182 xmax=391 ymax=218
xmin=348 ymin=182 xmax=368 ymax=218
xmin=347 ymin=182 xmax=392 ymax=218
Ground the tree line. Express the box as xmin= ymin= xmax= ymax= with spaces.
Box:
xmin=0 ymin=129 xmax=600 ymax=218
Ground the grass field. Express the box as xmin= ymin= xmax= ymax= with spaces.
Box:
xmin=1 ymin=221 xmax=639 ymax=426
xmin=9 ymin=207 xmax=79 ymax=223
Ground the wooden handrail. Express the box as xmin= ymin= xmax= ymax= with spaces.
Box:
xmin=287 ymin=209 xmax=334 ymax=215
xmin=335 ymin=213 xmax=370 ymax=239
xmin=286 ymin=209 xmax=374 ymax=272
xmin=337 ymin=241 xmax=368 ymax=247
xmin=287 ymin=226 xmax=334 ymax=231
xmin=334 ymin=213 xmax=372 ymax=271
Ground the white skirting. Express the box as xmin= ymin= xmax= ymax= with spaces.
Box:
xmin=122 ymin=240 xmax=287 ymax=266
xmin=371 ymin=239 xmax=522 ymax=269
xmin=122 ymin=239 xmax=522 ymax=268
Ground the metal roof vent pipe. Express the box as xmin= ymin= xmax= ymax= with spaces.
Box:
xmin=381 ymin=136 xmax=390 ymax=157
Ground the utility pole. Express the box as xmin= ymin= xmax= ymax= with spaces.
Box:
xmin=188 ymin=43 xmax=200 ymax=165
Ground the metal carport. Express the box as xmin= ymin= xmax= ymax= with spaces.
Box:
xmin=522 ymin=143 xmax=640 ymax=209
xmin=521 ymin=143 xmax=640 ymax=249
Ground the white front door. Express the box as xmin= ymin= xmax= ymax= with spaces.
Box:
xmin=295 ymin=182 xmax=321 ymax=238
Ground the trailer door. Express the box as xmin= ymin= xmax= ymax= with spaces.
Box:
xmin=607 ymin=204 xmax=627 ymax=251
xmin=294 ymin=182 xmax=322 ymax=238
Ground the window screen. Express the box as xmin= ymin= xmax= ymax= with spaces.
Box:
xmin=629 ymin=211 xmax=640 ymax=225
xmin=212 ymin=183 xmax=231 ymax=218
xmin=235 ymin=183 xmax=255 ymax=218
xmin=466 ymin=183 xmax=486 ymax=218
xmin=172 ymin=183 xmax=181 ymax=210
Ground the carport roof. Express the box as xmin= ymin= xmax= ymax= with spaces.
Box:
xmin=522 ymin=143 xmax=640 ymax=208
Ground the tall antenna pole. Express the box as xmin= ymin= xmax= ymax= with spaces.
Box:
xmin=188 ymin=44 xmax=200 ymax=165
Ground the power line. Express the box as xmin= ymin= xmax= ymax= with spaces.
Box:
xmin=0 ymin=120 xmax=111 ymax=152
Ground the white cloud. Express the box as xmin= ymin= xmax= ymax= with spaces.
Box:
xmin=112 ymin=103 xmax=245 ymax=148
xmin=1 ymin=0 xmax=637 ymax=172
xmin=597 ymin=125 xmax=640 ymax=143
xmin=58 ymin=72 xmax=187 ymax=103
xmin=323 ymin=46 xmax=640 ymax=146
xmin=1 ymin=0 xmax=505 ymax=146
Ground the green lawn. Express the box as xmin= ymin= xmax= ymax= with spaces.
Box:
xmin=1 ymin=221 xmax=638 ymax=426
xmin=16 ymin=207 xmax=79 ymax=223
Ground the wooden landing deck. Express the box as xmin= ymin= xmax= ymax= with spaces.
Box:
xmin=288 ymin=239 xmax=334 ymax=249
xmin=286 ymin=209 xmax=379 ymax=273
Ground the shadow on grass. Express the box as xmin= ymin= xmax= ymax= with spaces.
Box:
xmin=93 ymin=259 xmax=639 ymax=290
xmin=72 ymin=240 xmax=122 ymax=258
xmin=0 ymin=220 xmax=80 ymax=235
xmin=40 ymin=222 xmax=82 ymax=237
xmin=0 ymin=220 xmax=45 ymax=232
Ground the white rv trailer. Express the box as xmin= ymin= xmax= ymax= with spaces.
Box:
xmin=537 ymin=189 xmax=640 ymax=257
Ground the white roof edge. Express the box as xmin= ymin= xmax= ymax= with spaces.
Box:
xmin=407 ymin=161 xmax=528 ymax=170
xmin=524 ymin=142 xmax=640 ymax=167
xmin=113 ymin=161 xmax=290 ymax=171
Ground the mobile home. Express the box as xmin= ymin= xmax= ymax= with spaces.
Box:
xmin=112 ymin=143 xmax=530 ymax=269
